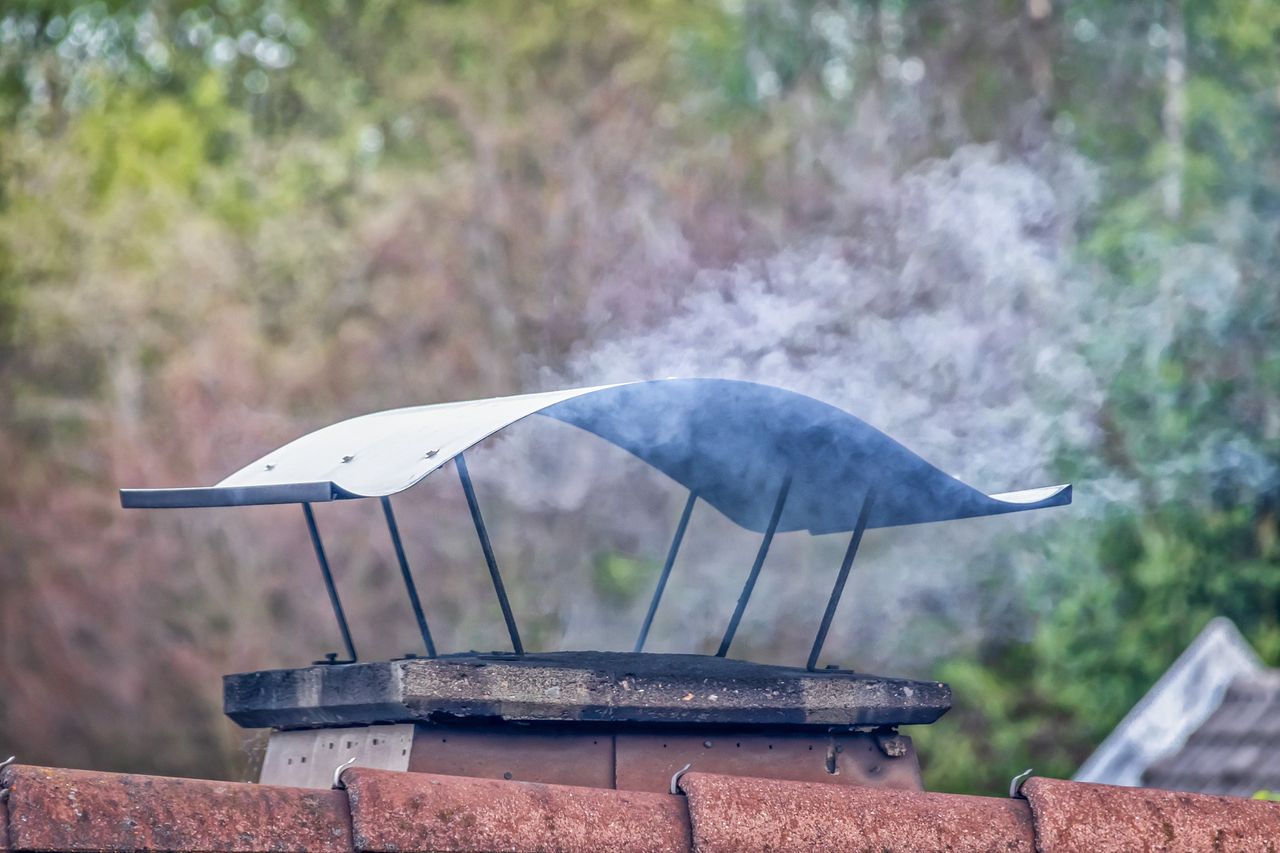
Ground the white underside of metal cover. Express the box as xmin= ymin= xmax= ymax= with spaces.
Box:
xmin=224 ymin=384 xmax=623 ymax=497
xmin=120 ymin=378 xmax=1070 ymax=533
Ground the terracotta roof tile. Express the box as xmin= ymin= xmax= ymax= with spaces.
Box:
xmin=0 ymin=785 xmax=9 ymax=852
xmin=0 ymin=764 xmax=352 ymax=853
xmin=5 ymin=763 xmax=1280 ymax=852
xmin=343 ymin=767 xmax=691 ymax=853
xmin=677 ymin=771 xmax=1035 ymax=852
xmin=1022 ymin=776 xmax=1280 ymax=852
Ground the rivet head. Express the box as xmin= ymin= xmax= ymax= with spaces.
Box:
xmin=703 ymin=740 xmax=713 ymax=749
xmin=502 ymin=771 xmax=513 ymax=780
xmin=341 ymin=455 xmax=354 ymax=463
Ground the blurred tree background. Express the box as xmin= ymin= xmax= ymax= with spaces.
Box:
xmin=1 ymin=0 xmax=1278 ymax=795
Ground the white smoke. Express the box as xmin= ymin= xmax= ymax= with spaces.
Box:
xmin=435 ymin=146 xmax=1086 ymax=667
xmin=571 ymin=146 xmax=1100 ymax=487
xmin=453 ymin=142 xmax=1249 ymax=673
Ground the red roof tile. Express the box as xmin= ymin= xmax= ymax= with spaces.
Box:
xmin=344 ymin=767 xmax=690 ymax=853
xmin=1022 ymin=776 xmax=1280 ymax=852
xmin=0 ymin=764 xmax=351 ymax=853
xmin=677 ymin=771 xmax=1034 ymax=852
xmin=5 ymin=763 xmax=1280 ymax=852
xmin=0 ymin=784 xmax=9 ymax=852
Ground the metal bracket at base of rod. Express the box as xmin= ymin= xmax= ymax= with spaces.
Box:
xmin=456 ymin=453 xmax=524 ymax=656
xmin=381 ymin=496 xmax=437 ymax=658
xmin=717 ymin=474 xmax=792 ymax=658
xmin=302 ymin=502 xmax=358 ymax=663
xmin=806 ymin=488 xmax=876 ymax=672
xmin=634 ymin=491 xmax=698 ymax=653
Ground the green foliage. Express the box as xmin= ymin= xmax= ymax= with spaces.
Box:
xmin=591 ymin=551 xmax=658 ymax=607
xmin=910 ymin=0 xmax=1280 ymax=794
xmin=2 ymin=0 xmax=1279 ymax=796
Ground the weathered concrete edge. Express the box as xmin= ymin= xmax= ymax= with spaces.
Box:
xmin=225 ymin=657 xmax=951 ymax=730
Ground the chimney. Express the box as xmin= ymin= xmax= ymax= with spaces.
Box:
xmin=121 ymin=378 xmax=1070 ymax=792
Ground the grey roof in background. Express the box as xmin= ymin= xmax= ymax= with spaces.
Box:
xmin=120 ymin=378 xmax=1070 ymax=534
xmin=1142 ymin=668 xmax=1280 ymax=797
xmin=1074 ymin=617 xmax=1262 ymax=788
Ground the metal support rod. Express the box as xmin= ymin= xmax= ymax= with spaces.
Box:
xmin=381 ymin=496 xmax=437 ymax=658
xmin=456 ymin=453 xmax=524 ymax=656
xmin=302 ymin=502 xmax=358 ymax=662
xmin=806 ymin=488 xmax=876 ymax=672
xmin=634 ymin=491 xmax=698 ymax=653
xmin=717 ymin=474 xmax=792 ymax=658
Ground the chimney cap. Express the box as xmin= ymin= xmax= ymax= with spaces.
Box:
xmin=120 ymin=378 xmax=1069 ymax=534
xmin=224 ymin=651 xmax=953 ymax=731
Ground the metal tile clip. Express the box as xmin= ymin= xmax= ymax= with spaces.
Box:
xmin=332 ymin=757 xmax=357 ymax=790
xmin=1009 ymin=767 xmax=1034 ymax=798
xmin=670 ymin=762 xmax=693 ymax=795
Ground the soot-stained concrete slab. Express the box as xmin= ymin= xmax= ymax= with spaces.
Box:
xmin=224 ymin=651 xmax=951 ymax=730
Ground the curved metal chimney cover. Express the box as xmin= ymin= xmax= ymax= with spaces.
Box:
xmin=120 ymin=377 xmax=1070 ymax=533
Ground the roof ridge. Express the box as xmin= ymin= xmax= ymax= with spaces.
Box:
xmin=5 ymin=762 xmax=1280 ymax=852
